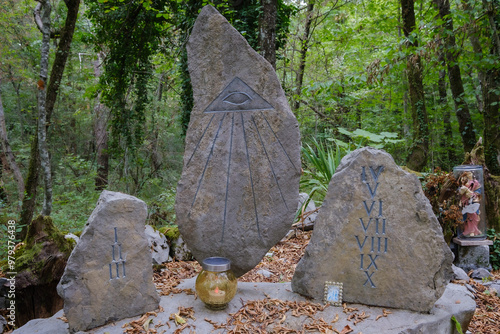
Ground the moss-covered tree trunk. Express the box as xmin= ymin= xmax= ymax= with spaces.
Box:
xmin=402 ymin=0 xmax=429 ymax=171
xmin=36 ymin=0 xmax=53 ymax=216
xmin=19 ymin=136 xmax=39 ymax=240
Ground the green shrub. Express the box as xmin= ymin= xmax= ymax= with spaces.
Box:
xmin=487 ymin=228 xmax=500 ymax=270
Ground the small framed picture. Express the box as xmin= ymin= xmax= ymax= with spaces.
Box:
xmin=324 ymin=281 xmax=343 ymax=306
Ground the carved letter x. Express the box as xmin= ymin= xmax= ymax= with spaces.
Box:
xmin=367 ymin=254 xmax=379 ymax=270
xmin=363 ymin=271 xmax=376 ymax=288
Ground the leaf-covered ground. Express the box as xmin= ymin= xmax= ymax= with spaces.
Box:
xmin=2 ymin=230 xmax=498 ymax=333
xmin=149 ymin=230 xmax=500 ymax=334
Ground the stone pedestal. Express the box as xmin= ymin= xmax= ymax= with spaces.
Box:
xmin=453 ymin=237 xmax=493 ymax=272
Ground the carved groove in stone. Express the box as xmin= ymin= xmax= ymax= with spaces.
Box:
xmin=186 ymin=111 xmax=296 ymax=243
xmin=204 ymin=77 xmax=274 ymax=113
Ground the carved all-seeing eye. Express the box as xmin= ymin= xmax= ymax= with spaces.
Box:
xmin=223 ymin=92 xmax=252 ymax=105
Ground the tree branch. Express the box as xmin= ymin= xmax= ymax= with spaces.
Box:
xmin=300 ymin=100 xmax=337 ymax=127
xmin=33 ymin=2 xmax=60 ymax=38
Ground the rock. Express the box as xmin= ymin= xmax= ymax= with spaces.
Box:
xmin=144 ymin=225 xmax=172 ymax=264
xmin=0 ymin=315 xmax=6 ymax=333
xmin=0 ymin=278 xmax=8 ymax=309
xmin=295 ymin=193 xmax=317 ymax=230
xmin=292 ymin=147 xmax=454 ymax=313
xmin=256 ymin=269 xmax=273 ymax=278
xmin=454 ymin=244 xmax=492 ymax=272
xmin=489 ymin=283 xmax=500 ymax=296
xmin=11 ymin=310 xmax=67 ymax=334
xmin=161 ymin=226 xmax=193 ymax=261
xmin=452 ymin=264 xmax=470 ymax=282
xmin=64 ymin=233 xmax=79 ymax=244
xmin=14 ymin=215 xmax=74 ymax=326
xmin=281 ymin=229 xmax=296 ymax=241
xmin=170 ymin=235 xmax=193 ymax=261
xmin=57 ymin=191 xmax=160 ymax=333
xmin=175 ymin=5 xmax=301 ymax=277
xmin=471 ymin=268 xmax=491 ymax=280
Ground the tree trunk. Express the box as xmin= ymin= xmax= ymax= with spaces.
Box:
xmin=7 ymin=66 xmax=25 ymax=137
xmin=21 ymin=0 xmax=81 ymax=224
xmin=482 ymin=0 xmax=500 ymax=175
xmin=37 ymin=0 xmax=53 ymax=216
xmin=44 ymin=0 xmax=81 ymax=122
xmin=0 ymin=78 xmax=25 ymax=204
xmin=19 ymin=134 xmax=40 ymax=240
xmin=437 ymin=53 xmax=455 ymax=169
xmin=401 ymin=0 xmax=429 ymax=171
xmin=258 ymin=0 xmax=277 ymax=69
xmin=435 ymin=0 xmax=476 ymax=153
xmin=0 ymin=153 xmax=7 ymax=204
xmin=294 ymin=1 xmax=314 ymax=111
xmin=93 ymin=53 xmax=109 ymax=190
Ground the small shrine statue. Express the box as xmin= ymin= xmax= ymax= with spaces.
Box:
xmin=458 ymin=171 xmax=482 ymax=237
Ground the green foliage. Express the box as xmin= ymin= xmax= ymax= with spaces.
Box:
xmin=451 ymin=315 xmax=464 ymax=334
xmin=487 ymin=228 xmax=500 ymax=271
xmin=148 ymin=189 xmax=177 ymax=226
xmin=10 ymin=216 xmax=74 ymax=276
xmin=337 ymin=127 xmax=404 ymax=150
xmin=175 ymin=0 xmax=297 ymax=132
xmin=86 ymin=0 xmax=166 ymax=153
xmin=1 ymin=0 xmax=499 ymax=252
xmin=300 ymin=139 xmax=349 ymax=202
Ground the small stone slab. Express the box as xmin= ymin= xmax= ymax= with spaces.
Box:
xmin=453 ymin=237 xmax=493 ymax=246
xmin=175 ymin=5 xmax=301 ymax=277
xmin=291 ymin=147 xmax=454 ymax=312
xmin=57 ymin=191 xmax=160 ymax=333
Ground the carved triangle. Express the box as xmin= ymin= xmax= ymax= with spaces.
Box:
xmin=204 ymin=77 xmax=274 ymax=113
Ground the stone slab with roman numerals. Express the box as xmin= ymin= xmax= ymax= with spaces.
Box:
xmin=291 ymin=147 xmax=453 ymax=313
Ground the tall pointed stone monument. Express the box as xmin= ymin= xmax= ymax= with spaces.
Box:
xmin=292 ymin=147 xmax=453 ymax=313
xmin=175 ymin=5 xmax=301 ymax=277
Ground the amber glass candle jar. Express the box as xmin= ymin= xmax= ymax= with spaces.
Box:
xmin=195 ymin=257 xmax=237 ymax=310
xmin=453 ymin=165 xmax=487 ymax=239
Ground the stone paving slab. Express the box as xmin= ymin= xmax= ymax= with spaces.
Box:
xmin=13 ymin=280 xmax=475 ymax=334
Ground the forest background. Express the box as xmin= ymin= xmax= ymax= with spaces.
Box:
xmin=0 ymin=0 xmax=499 ymax=243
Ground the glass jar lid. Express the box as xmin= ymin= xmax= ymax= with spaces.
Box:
xmin=453 ymin=165 xmax=483 ymax=171
xmin=201 ymin=257 xmax=231 ymax=272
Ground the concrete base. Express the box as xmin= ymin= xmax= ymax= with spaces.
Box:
xmin=454 ymin=241 xmax=492 ymax=272
xmin=13 ymin=280 xmax=475 ymax=334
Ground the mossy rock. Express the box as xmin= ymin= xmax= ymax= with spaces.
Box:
xmin=15 ymin=215 xmax=74 ymax=283
xmin=401 ymin=166 xmax=423 ymax=178
xmin=159 ymin=225 xmax=180 ymax=241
